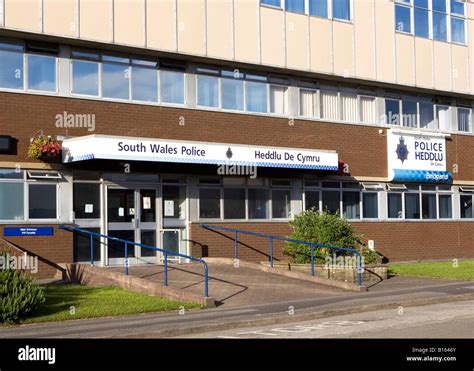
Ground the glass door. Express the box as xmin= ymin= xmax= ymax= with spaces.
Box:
xmin=106 ymin=186 xmax=158 ymax=266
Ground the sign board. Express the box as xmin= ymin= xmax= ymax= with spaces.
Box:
xmin=387 ymin=130 xmax=451 ymax=183
xmin=62 ymin=135 xmax=339 ymax=171
xmin=4 ymin=226 xmax=54 ymax=237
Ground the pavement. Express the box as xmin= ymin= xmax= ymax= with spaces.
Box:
xmin=0 ymin=275 xmax=473 ymax=338
xmin=180 ymin=300 xmax=474 ymax=338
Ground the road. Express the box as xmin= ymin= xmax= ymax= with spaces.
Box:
xmin=180 ymin=300 xmax=474 ymax=338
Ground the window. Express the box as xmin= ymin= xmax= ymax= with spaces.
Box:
xmin=439 ymin=194 xmax=452 ymax=218
xmin=160 ymin=70 xmax=184 ymax=104
xmin=414 ymin=0 xmax=429 ymax=38
xmin=246 ymin=81 xmax=267 ymax=113
xmin=402 ymin=99 xmax=418 ymax=128
xmin=388 ymin=193 xmax=403 ymax=219
xmin=362 ymin=193 xmax=378 ymax=219
xmin=269 ymin=85 xmax=288 ymax=115
xmin=342 ymin=191 xmax=360 ymax=219
xmin=320 ymin=90 xmax=339 ymax=120
xmin=460 ymin=195 xmax=472 ymax=218
xmin=433 ymin=2 xmax=447 ymax=41
xmin=224 ymin=188 xmax=246 ymax=219
xmin=396 ymin=3 xmax=412 ymax=33
xmin=197 ymin=74 xmax=219 ymax=108
xmin=0 ymin=183 xmax=24 ymax=220
xmin=28 ymin=184 xmax=57 ymax=219
xmin=27 ymin=54 xmax=56 ymax=92
xmin=199 ymin=188 xmax=221 ymax=219
xmin=360 ymin=96 xmax=376 ymax=124
xmin=421 ymin=193 xmax=437 ymax=219
xmin=457 ymin=108 xmax=471 ymax=133
xmin=222 ymin=76 xmax=244 ymax=111
xmin=309 ymin=0 xmax=328 ymax=17
xmin=300 ymin=89 xmax=318 ymax=117
xmin=102 ymin=55 xmax=130 ymax=100
xmin=386 ymin=99 xmax=401 ymax=125
xmin=436 ymin=105 xmax=451 ymax=131
xmin=333 ymin=0 xmax=351 ymax=20
xmin=451 ymin=0 xmax=465 ymax=15
xmin=341 ymin=93 xmax=358 ymax=122
xmin=131 ymin=60 xmax=158 ymax=102
xmin=72 ymin=60 xmax=99 ymax=96
xmin=305 ymin=191 xmax=320 ymax=210
xmin=261 ymin=0 xmax=281 ymax=7
xmin=286 ymin=0 xmax=305 ymax=13
xmin=405 ymin=193 xmax=420 ymax=219
xmin=451 ymin=17 xmax=465 ymax=44
xmin=419 ymin=100 xmax=435 ymax=129
xmin=272 ymin=189 xmax=291 ymax=218
xmin=248 ymin=189 xmax=269 ymax=219
xmin=322 ymin=190 xmax=340 ymax=214
xmin=0 ymin=41 xmax=24 ymax=89
xmin=74 ymin=183 xmax=101 ymax=219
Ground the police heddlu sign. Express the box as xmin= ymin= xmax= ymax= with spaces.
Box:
xmin=387 ymin=130 xmax=451 ymax=183
xmin=62 ymin=135 xmax=339 ymax=171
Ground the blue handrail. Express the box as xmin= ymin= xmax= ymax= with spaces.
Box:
xmin=59 ymin=225 xmax=209 ymax=297
xmin=200 ymin=224 xmax=363 ymax=287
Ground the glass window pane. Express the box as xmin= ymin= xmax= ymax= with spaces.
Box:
xmin=460 ymin=195 xmax=472 ymax=218
xmin=199 ymin=188 xmax=221 ymax=219
xmin=160 ymin=70 xmax=184 ymax=104
xmin=300 ymin=89 xmax=317 ymax=117
xmin=102 ymin=62 xmax=129 ymax=100
xmin=269 ymin=85 xmax=287 ymax=115
xmin=433 ymin=12 xmax=447 ymax=41
xmin=0 ymin=169 xmax=24 ymax=179
xmin=73 ymin=183 xmax=100 ymax=219
xmin=28 ymin=55 xmax=56 ymax=91
xmin=395 ymin=5 xmax=411 ymax=33
xmin=385 ymin=99 xmax=401 ymax=125
xmin=246 ymin=81 xmax=267 ymax=113
xmin=363 ymin=193 xmax=378 ymax=219
xmin=162 ymin=185 xmax=186 ymax=220
xmin=402 ymin=100 xmax=418 ymax=128
xmin=333 ymin=0 xmax=350 ymax=20
xmin=261 ymin=0 xmax=281 ymax=6
xmin=73 ymin=228 xmax=101 ymax=262
xmin=422 ymin=193 xmax=437 ymax=219
xmin=272 ymin=189 xmax=291 ymax=218
xmin=432 ymin=0 xmax=446 ymax=12
xmin=436 ymin=106 xmax=451 ymax=131
xmin=248 ymin=189 xmax=269 ymax=219
xmin=320 ymin=90 xmax=339 ymax=120
xmin=451 ymin=17 xmax=466 ymax=44
xmin=439 ymin=194 xmax=452 ymax=219
xmin=0 ymin=183 xmax=24 ymax=220
xmin=343 ymin=191 xmax=360 ymax=219
xmin=341 ymin=94 xmax=358 ymax=122
xmin=322 ymin=191 xmax=340 ymax=214
xmin=0 ymin=49 xmax=23 ymax=89
xmin=305 ymin=191 xmax=320 ymax=210
xmin=388 ymin=193 xmax=403 ymax=218
xmin=224 ymin=188 xmax=246 ymax=219
xmin=451 ymin=0 xmax=465 ymax=15
xmin=419 ymin=100 xmax=435 ymax=129
xmin=360 ymin=96 xmax=376 ymax=123
xmin=286 ymin=0 xmax=305 ymax=13
xmin=29 ymin=184 xmax=57 ymax=219
xmin=309 ymin=0 xmax=328 ymax=17
xmin=457 ymin=108 xmax=470 ymax=132
xmin=132 ymin=66 xmax=157 ymax=102
xmin=222 ymin=78 xmax=244 ymax=111
xmin=414 ymin=0 xmax=429 ymax=8
xmin=414 ymin=8 xmax=429 ymax=38
xmin=197 ymin=75 xmax=219 ymax=108
xmin=72 ymin=60 xmax=98 ymax=96
xmin=405 ymin=193 xmax=420 ymax=219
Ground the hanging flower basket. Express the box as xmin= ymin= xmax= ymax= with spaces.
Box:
xmin=27 ymin=135 xmax=62 ymax=162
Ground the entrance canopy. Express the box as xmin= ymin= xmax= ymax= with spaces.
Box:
xmin=62 ymin=135 xmax=339 ymax=171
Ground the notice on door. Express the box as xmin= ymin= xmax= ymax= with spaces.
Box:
xmin=164 ymin=200 xmax=175 ymax=217
xmin=143 ymin=197 xmax=151 ymax=210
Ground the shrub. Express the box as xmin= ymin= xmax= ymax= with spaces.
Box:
xmin=0 ymin=267 xmax=45 ymax=324
xmin=283 ymin=209 xmax=379 ymax=265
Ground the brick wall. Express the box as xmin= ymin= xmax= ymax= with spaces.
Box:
xmin=190 ymin=222 xmax=474 ymax=262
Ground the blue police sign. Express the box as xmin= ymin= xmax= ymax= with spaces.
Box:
xmin=4 ymin=227 xmax=54 ymax=237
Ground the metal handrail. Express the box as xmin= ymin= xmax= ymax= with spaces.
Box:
xmin=59 ymin=225 xmax=209 ymax=297
xmin=200 ymin=224 xmax=363 ymax=287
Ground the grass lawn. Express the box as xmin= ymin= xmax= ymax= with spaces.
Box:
xmin=389 ymin=259 xmax=474 ymax=281
xmin=24 ymin=284 xmax=201 ymax=324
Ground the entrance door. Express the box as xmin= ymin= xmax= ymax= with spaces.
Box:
xmin=106 ymin=186 xmax=158 ymax=265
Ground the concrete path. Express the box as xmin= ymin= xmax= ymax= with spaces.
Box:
xmin=0 ymin=276 xmax=473 ymax=338
xmin=110 ymin=262 xmax=347 ymax=307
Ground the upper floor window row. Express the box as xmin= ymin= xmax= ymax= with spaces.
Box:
xmin=261 ymin=0 xmax=352 ymax=21
xmin=0 ymin=40 xmax=58 ymax=93
xmin=395 ymin=0 xmax=467 ymax=44
xmin=196 ymin=66 xmax=289 ymax=115
xmin=71 ymin=50 xmax=185 ymax=104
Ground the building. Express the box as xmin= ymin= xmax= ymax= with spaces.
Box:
xmin=0 ymin=0 xmax=474 ymax=278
